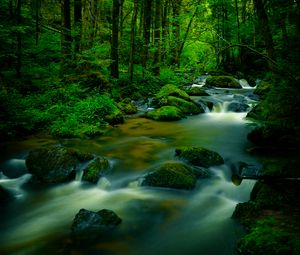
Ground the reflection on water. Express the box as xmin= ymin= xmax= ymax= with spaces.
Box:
xmin=0 ymin=88 xmax=259 ymax=255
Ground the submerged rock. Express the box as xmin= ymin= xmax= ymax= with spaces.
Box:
xmin=26 ymin=145 xmax=79 ymax=184
xmin=205 ymin=76 xmax=241 ymax=89
xmin=82 ymin=156 xmax=110 ymax=183
xmin=175 ymin=146 xmax=224 ymax=167
xmin=71 ymin=208 xmax=122 ymax=241
xmin=227 ymin=102 xmax=249 ymax=112
xmin=145 ymin=106 xmax=184 ymax=121
xmin=142 ymin=162 xmax=207 ymax=190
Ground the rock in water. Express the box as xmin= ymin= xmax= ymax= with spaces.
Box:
xmin=175 ymin=146 xmax=224 ymax=167
xmin=205 ymin=76 xmax=242 ymax=89
xmin=26 ymin=145 xmax=78 ymax=184
xmin=71 ymin=208 xmax=122 ymax=241
xmin=0 ymin=185 xmax=14 ymax=207
xmin=142 ymin=162 xmax=205 ymax=190
xmin=82 ymin=156 xmax=110 ymax=183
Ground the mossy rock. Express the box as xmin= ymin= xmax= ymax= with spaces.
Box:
xmin=254 ymin=80 xmax=272 ymax=97
xmin=146 ymin=106 xmax=184 ymax=121
xmin=142 ymin=162 xmax=199 ymax=190
xmin=156 ymin=84 xmax=191 ymax=101
xmin=175 ymin=146 xmax=224 ymax=167
xmin=26 ymin=145 xmax=78 ymax=184
xmin=205 ymin=76 xmax=241 ymax=88
xmin=68 ymin=149 xmax=94 ymax=162
xmin=82 ymin=156 xmax=110 ymax=183
xmin=159 ymin=96 xmax=203 ymax=115
xmin=186 ymin=87 xmax=210 ymax=96
xmin=237 ymin=217 xmax=299 ymax=255
xmin=104 ymin=109 xmax=124 ymax=125
xmin=118 ymin=98 xmax=138 ymax=114
xmin=71 ymin=208 xmax=122 ymax=242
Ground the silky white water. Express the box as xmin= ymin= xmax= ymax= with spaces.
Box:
xmin=0 ymin=88 xmax=259 ymax=255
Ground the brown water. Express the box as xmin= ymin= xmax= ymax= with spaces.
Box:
xmin=0 ymin=89 xmax=259 ymax=255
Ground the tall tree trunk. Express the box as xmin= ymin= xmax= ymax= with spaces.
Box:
xmin=129 ymin=0 xmax=138 ymax=81
xmin=234 ymin=0 xmax=241 ymax=65
xmin=111 ymin=0 xmax=120 ymax=78
xmin=253 ymin=0 xmax=275 ymax=70
xmin=35 ymin=0 xmax=40 ymax=45
xmin=178 ymin=3 xmax=199 ymax=61
xmin=138 ymin=1 xmax=144 ymax=36
xmin=142 ymin=0 xmax=152 ymax=76
xmin=16 ymin=0 xmax=22 ymax=78
xmin=161 ymin=0 xmax=169 ymax=62
xmin=171 ymin=0 xmax=181 ymax=67
xmin=74 ymin=0 xmax=82 ymax=54
xmin=119 ymin=0 xmax=125 ymax=39
xmin=61 ymin=0 xmax=72 ymax=73
xmin=153 ymin=0 xmax=161 ymax=76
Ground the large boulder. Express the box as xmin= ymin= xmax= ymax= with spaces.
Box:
xmin=145 ymin=106 xmax=184 ymax=121
xmin=227 ymin=102 xmax=250 ymax=112
xmin=156 ymin=84 xmax=191 ymax=101
xmin=205 ymin=76 xmax=242 ymax=89
xmin=26 ymin=146 xmax=80 ymax=184
xmin=186 ymin=87 xmax=210 ymax=96
xmin=175 ymin=146 xmax=224 ymax=167
xmin=118 ymin=98 xmax=138 ymax=114
xmin=71 ymin=208 xmax=122 ymax=241
xmin=82 ymin=156 xmax=110 ymax=183
xmin=141 ymin=162 xmax=207 ymax=190
xmin=159 ymin=96 xmax=203 ymax=115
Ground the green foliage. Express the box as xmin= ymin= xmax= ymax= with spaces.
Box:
xmin=156 ymin=84 xmax=191 ymax=101
xmin=238 ymin=217 xmax=299 ymax=255
xmin=145 ymin=106 xmax=184 ymax=121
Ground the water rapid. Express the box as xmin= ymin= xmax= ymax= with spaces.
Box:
xmin=0 ymin=86 xmax=259 ymax=255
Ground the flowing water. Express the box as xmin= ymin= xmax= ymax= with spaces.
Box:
xmin=0 ymin=85 xmax=260 ymax=255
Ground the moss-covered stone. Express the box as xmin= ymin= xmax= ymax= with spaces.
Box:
xmin=159 ymin=96 xmax=203 ymax=115
xmin=68 ymin=149 xmax=94 ymax=162
xmin=205 ymin=76 xmax=241 ymax=88
xmin=118 ymin=98 xmax=138 ymax=114
xmin=175 ymin=146 xmax=224 ymax=167
xmin=26 ymin=145 xmax=78 ymax=184
xmin=186 ymin=87 xmax=210 ymax=96
xmin=71 ymin=208 xmax=122 ymax=241
xmin=156 ymin=84 xmax=191 ymax=101
xmin=145 ymin=106 xmax=184 ymax=121
xmin=103 ymin=109 xmax=124 ymax=125
xmin=142 ymin=162 xmax=199 ymax=190
xmin=82 ymin=156 xmax=110 ymax=183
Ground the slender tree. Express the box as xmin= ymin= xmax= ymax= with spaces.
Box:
xmin=153 ymin=0 xmax=162 ymax=76
xmin=129 ymin=0 xmax=139 ymax=81
xmin=111 ymin=0 xmax=120 ymax=78
xmin=74 ymin=0 xmax=82 ymax=54
xmin=142 ymin=0 xmax=152 ymax=75
xmin=61 ymin=0 xmax=72 ymax=72
xmin=16 ymin=0 xmax=22 ymax=78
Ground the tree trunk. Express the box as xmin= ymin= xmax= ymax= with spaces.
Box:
xmin=35 ymin=0 xmax=40 ymax=45
xmin=161 ymin=0 xmax=169 ymax=62
xmin=111 ymin=0 xmax=120 ymax=78
xmin=253 ymin=0 xmax=275 ymax=70
xmin=171 ymin=0 xmax=181 ymax=67
xmin=61 ymin=0 xmax=72 ymax=70
xmin=16 ymin=0 xmax=22 ymax=78
xmin=129 ymin=0 xmax=138 ymax=81
xmin=74 ymin=0 xmax=82 ymax=54
xmin=142 ymin=0 xmax=152 ymax=75
xmin=234 ymin=0 xmax=241 ymax=65
xmin=153 ymin=0 xmax=161 ymax=76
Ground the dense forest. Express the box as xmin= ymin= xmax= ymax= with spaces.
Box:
xmin=0 ymin=0 xmax=300 ymax=254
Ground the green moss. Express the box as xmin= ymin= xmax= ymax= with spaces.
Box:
xmin=146 ymin=106 xmax=184 ymax=121
xmin=206 ymin=76 xmax=241 ymax=88
xmin=186 ymin=87 xmax=209 ymax=96
xmin=142 ymin=162 xmax=198 ymax=190
xmin=156 ymin=84 xmax=191 ymax=101
xmin=82 ymin=156 xmax=110 ymax=183
xmin=117 ymin=98 xmax=138 ymax=114
xmin=254 ymin=81 xmax=272 ymax=98
xmin=159 ymin=96 xmax=203 ymax=115
xmin=175 ymin=146 xmax=224 ymax=167
xmin=238 ymin=217 xmax=299 ymax=255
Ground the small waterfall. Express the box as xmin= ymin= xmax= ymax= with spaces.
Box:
xmin=212 ymin=101 xmax=231 ymax=113
xmin=239 ymin=79 xmax=256 ymax=89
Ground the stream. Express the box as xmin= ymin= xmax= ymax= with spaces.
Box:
xmin=0 ymin=80 xmax=260 ymax=255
